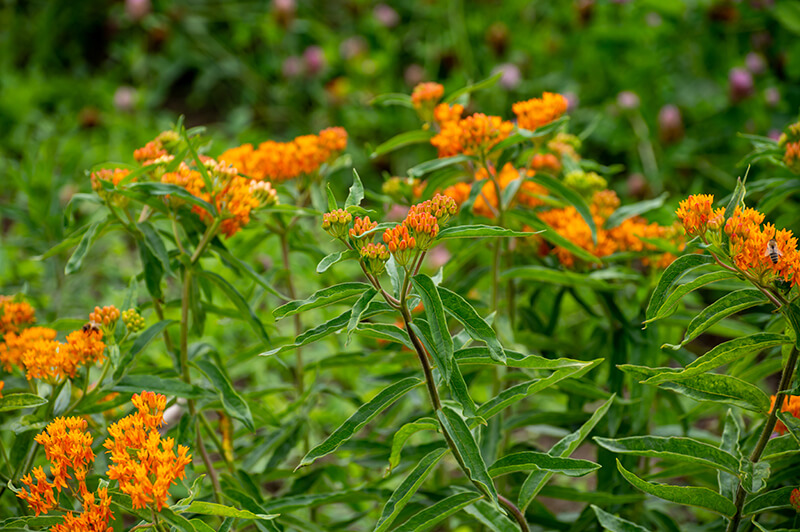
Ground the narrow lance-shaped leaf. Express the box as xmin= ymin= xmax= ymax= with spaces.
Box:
xmin=298 ymin=377 xmax=423 ymax=469
xmin=194 ymin=359 xmax=255 ymax=432
xmin=113 ymin=375 xmax=211 ymax=400
xmin=113 ymin=320 xmax=175 ymax=382
xmin=392 ymin=491 xmax=484 ymax=532
xmin=595 ymin=436 xmax=740 ymax=474
xmin=317 ymin=249 xmax=358 ymax=273
xmin=671 ymin=289 xmax=769 ymax=347
xmin=371 ymin=130 xmax=435 ymax=159
xmin=644 ymin=270 xmax=740 ymax=324
xmin=65 ymin=220 xmax=104 ymax=275
xmin=345 ymin=169 xmax=365 ymax=208
xmin=137 ymin=221 xmax=173 ymax=275
xmin=326 ymin=183 xmax=338 ymax=211
xmin=604 ymin=193 xmax=668 ymax=229
xmin=273 ymin=282 xmax=372 ymax=319
xmin=590 ymin=505 xmax=649 ymax=532
xmin=507 ymin=209 xmax=602 ymax=265
xmin=387 ymin=418 xmax=440 ymax=474
xmin=435 ymin=225 xmax=538 ymax=241
xmin=645 ymin=333 xmax=790 ymax=385
xmin=0 ymin=394 xmax=48 ymax=413
xmin=437 ymin=405 xmax=497 ymax=503
xmin=616 ymin=459 xmax=736 ymax=517
xmin=499 ymin=266 xmax=617 ymax=291
xmin=444 ymin=72 xmax=502 ymax=103
xmin=719 ymin=410 xmax=742 ymax=501
xmin=347 ymin=287 xmax=378 ymax=342
xmin=527 ymin=172 xmax=597 ymax=244
xmin=408 ymin=154 xmax=474 ymax=178
xmin=374 ymin=448 xmax=448 ymax=532
xmin=742 ymin=486 xmax=794 ymax=516
xmin=455 ymin=347 xmax=587 ymax=370
xmin=645 ymin=253 xmax=715 ymax=322
xmin=519 ymin=396 xmax=615 ymax=510
xmin=412 ymin=275 xmax=454 ymax=380
xmin=182 ymin=501 xmax=277 ymax=520
xmin=438 ymin=286 xmax=504 ymax=363
xmin=196 ymin=270 xmax=269 ymax=344
xmin=357 ymin=322 xmax=414 ymax=350
xmin=488 ymin=452 xmax=600 ymax=478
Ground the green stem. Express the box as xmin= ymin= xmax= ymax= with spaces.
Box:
xmin=498 ymin=494 xmax=530 ymax=532
xmin=726 ymin=346 xmax=799 ymax=532
xmin=190 ymin=219 xmax=221 ymax=264
xmin=279 ymin=228 xmax=304 ymax=398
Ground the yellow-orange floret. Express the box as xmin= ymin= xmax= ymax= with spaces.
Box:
xmin=52 ymin=487 xmax=114 ymax=532
xmin=104 ymin=392 xmax=191 ymax=511
xmin=322 ymin=209 xmax=353 ymax=238
xmin=529 ymin=153 xmax=562 ymax=174
xmin=411 ymin=82 xmax=445 ymax=109
xmin=360 ymin=242 xmax=390 ymax=276
xmin=0 ymin=327 xmax=57 ymax=371
xmin=771 ymin=395 xmax=800 ymax=435
xmin=433 ymin=103 xmax=464 ymax=126
xmin=408 ymin=193 xmax=458 ymax=225
xmin=785 ymin=141 xmax=800 ymax=174
xmin=404 ymin=211 xmax=439 ymax=249
xmin=349 ymin=216 xmax=378 ymax=249
xmin=792 ymin=488 xmax=800 ymax=512
xmin=676 ymin=194 xmax=725 ymax=236
xmin=17 ymin=466 xmax=56 ymax=516
xmin=89 ymin=306 xmax=120 ymax=329
xmin=383 ymin=224 xmax=417 ymax=266
xmin=34 ymin=417 xmax=95 ymax=496
xmin=0 ymin=296 xmax=36 ymax=335
xmin=431 ymin=113 xmax=514 ymax=158
xmin=512 ymin=92 xmax=568 ymax=131
xmin=90 ymin=168 xmax=133 ymax=195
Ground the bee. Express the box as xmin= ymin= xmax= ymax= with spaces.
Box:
xmin=82 ymin=321 xmax=101 ymax=334
xmin=764 ymin=238 xmax=783 ymax=265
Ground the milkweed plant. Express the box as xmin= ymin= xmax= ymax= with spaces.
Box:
xmin=1 ymin=75 xmax=798 ymax=531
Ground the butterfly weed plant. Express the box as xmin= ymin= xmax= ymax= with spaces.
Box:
xmin=0 ymin=75 xmax=798 ymax=531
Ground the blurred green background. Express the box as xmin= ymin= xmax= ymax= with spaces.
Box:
xmin=2 ymin=0 xmax=800 ymax=310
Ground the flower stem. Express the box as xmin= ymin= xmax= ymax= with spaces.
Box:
xmin=726 ymin=346 xmax=798 ymax=532
xmin=279 ymin=228 xmax=304 ymax=397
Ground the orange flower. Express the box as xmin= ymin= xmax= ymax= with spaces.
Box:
xmin=770 ymin=395 xmax=800 ymax=435
xmin=350 ymin=216 xmax=378 ymax=249
xmin=411 ymin=82 xmax=445 ymax=108
xmin=17 ymin=466 xmax=57 ymax=516
xmin=512 ymin=92 xmax=568 ymax=131
xmin=724 ymin=206 xmax=800 ymax=283
xmin=134 ymin=140 xmax=169 ymax=164
xmin=785 ymin=141 xmax=800 ymax=173
xmin=404 ymin=211 xmax=439 ymax=249
xmin=433 ymin=103 xmax=464 ymax=126
xmin=360 ymin=243 xmax=390 ymax=275
xmin=34 ymin=417 xmax=95 ymax=496
xmin=90 ymin=168 xmax=133 ymax=196
xmin=383 ymin=224 xmax=417 ymax=266
xmin=529 ymin=153 xmax=562 ymax=174
xmin=407 ymin=193 xmax=458 ymax=224
xmin=52 ymin=487 xmax=114 ymax=532
xmin=105 ymin=392 xmax=191 ymax=511
xmin=442 ymin=163 xmax=544 ymax=218
xmin=791 ymin=488 xmax=800 ymax=512
xmin=431 ymin=113 xmax=514 ymax=158
xmin=219 ymin=128 xmax=348 ymax=183
xmin=0 ymin=295 xmax=36 ymax=335
xmin=89 ymin=305 xmax=120 ymax=329
xmin=676 ymin=194 xmax=725 ymax=236
xmin=1 ymin=327 xmax=58 ymax=371
xmin=0 ymin=380 xmax=4 ymax=398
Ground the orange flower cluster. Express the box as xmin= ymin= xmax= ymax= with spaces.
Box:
xmin=18 ymin=417 xmax=98 ymax=519
xmin=0 ymin=325 xmax=105 ymax=382
xmin=792 ymin=488 xmax=800 ymax=512
xmin=89 ymin=305 xmax=120 ymax=330
xmin=771 ymin=395 xmax=800 ymax=435
xmin=90 ymin=168 xmax=133 ymax=195
xmin=105 ymin=391 xmax=191 ymax=510
xmin=411 ymin=82 xmax=444 ymax=109
xmin=322 ymin=208 xmax=353 ymax=238
xmin=431 ymin=113 xmax=514 ymax=157
xmin=360 ymin=243 xmax=391 ymax=275
xmin=218 ymin=127 xmax=348 ymax=183
xmin=675 ymin=194 xmax=725 ymax=236
xmin=0 ymin=295 xmax=36 ymax=335
xmin=724 ymin=205 xmax=800 ymax=283
xmin=512 ymin=92 xmax=569 ymax=131
xmin=52 ymin=487 xmax=113 ymax=532
xmin=408 ymin=193 xmax=458 ymax=225
xmin=383 ymin=224 xmax=417 ymax=266
xmin=133 ymin=131 xmax=180 ymax=165
xmin=784 ymin=142 xmax=800 ymax=173
xmin=529 ymin=153 xmax=562 ymax=173
xmin=350 ymin=216 xmax=378 ymax=249
xmin=379 ymin=194 xmax=457 ymax=266
xmin=539 ymin=190 xmax=681 ymax=268
xmin=442 ymin=163 xmax=547 ymax=219
xmin=433 ymin=103 xmax=464 ymax=126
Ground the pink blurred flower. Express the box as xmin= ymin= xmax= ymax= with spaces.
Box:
xmin=374 ymin=4 xmax=399 ymax=28
xmin=113 ymin=86 xmax=137 ymax=112
xmin=729 ymin=67 xmax=754 ymax=102
xmin=303 ymin=46 xmax=326 ymax=76
xmin=617 ymin=91 xmax=640 ymax=110
xmin=126 ymin=0 xmax=150 ymax=21
xmin=492 ymin=63 xmax=521 ymax=90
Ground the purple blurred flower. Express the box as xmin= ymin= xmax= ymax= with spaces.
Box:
xmin=492 ymin=63 xmax=521 ymax=90
xmin=746 ymin=52 xmax=767 ymax=75
xmin=113 ymin=86 xmax=137 ymax=112
xmin=303 ymin=46 xmax=326 ymax=76
xmin=126 ymin=0 xmax=150 ymax=21
xmin=564 ymin=91 xmax=579 ymax=110
xmin=340 ymin=36 xmax=368 ymax=60
xmin=729 ymin=67 xmax=754 ymax=102
xmin=404 ymin=64 xmax=425 ymax=87
xmin=282 ymin=56 xmax=303 ymax=79
xmin=768 ymin=129 xmax=782 ymax=141
xmin=374 ymin=4 xmax=399 ymax=28
xmin=617 ymin=91 xmax=640 ymax=110
xmin=658 ymin=104 xmax=683 ymax=143
xmin=764 ymin=87 xmax=780 ymax=107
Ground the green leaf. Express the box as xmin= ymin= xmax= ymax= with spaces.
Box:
xmin=438 ymin=286 xmax=504 ymax=363
xmin=347 ymin=287 xmax=379 ymax=342
xmin=604 ymin=193 xmax=668 ymax=229
xmin=499 ymin=266 xmax=617 ymax=291
xmin=297 ymin=377 xmax=423 ymax=469
xmin=781 ymin=299 xmax=800 ymax=348
xmin=113 ymin=320 xmax=175 ymax=381
xmin=65 ymin=220 xmax=103 ymax=275
xmin=645 ymin=253 xmax=715 ymax=322
xmin=374 ymin=448 xmax=448 ymax=532
xmin=412 ymin=275 xmax=454 ymax=381
xmin=590 ymin=505 xmax=649 ymax=532
xmin=261 ymin=311 xmax=350 ymax=356
xmin=595 ymin=436 xmax=739 ymax=474
xmin=326 ymin=183 xmax=338 ymax=212
xmin=0 ymin=393 xmax=47 ymax=412
xmin=260 ymin=489 xmax=372 ymax=513
xmin=616 ymin=459 xmax=735 ymax=516
xmin=724 ymin=175 xmax=747 ymax=221
xmin=408 ymin=154 xmax=474 ymax=178
xmin=506 ymin=209 xmax=602 ymax=264
xmin=436 ymin=225 xmax=537 ymax=241
xmin=671 ymin=289 xmax=769 ymax=346
xmin=196 ymin=271 xmax=269 ymax=344
xmin=488 ymin=452 xmax=600 ymax=477
xmin=189 ymin=520 xmax=218 ymax=532
xmin=455 ymin=347 xmax=586 ymax=370
xmin=619 ymin=365 xmax=770 ymax=413
xmin=137 ymin=221 xmax=173 ymax=275
xmin=316 ymin=250 xmax=359 ymax=273
xmin=356 ymin=322 xmax=413 ymax=350
xmin=519 ymin=395 xmax=616 ymax=511
xmin=477 ymin=361 xmax=602 ymax=420
xmin=345 ymin=169 xmax=365 ymax=208
xmin=212 ymin=243 xmax=288 ymax=300
xmin=719 ymin=410 xmax=742 ymax=501
xmin=392 ymin=492 xmax=484 ymax=532
xmin=194 ymin=359 xmax=255 ymax=432
xmin=462 ymin=498 xmax=521 ymax=532
xmin=126 ymin=182 xmax=218 ymax=216
xmin=274 ymin=283 xmax=371 ymax=319
xmin=370 ymin=92 xmax=414 ymax=108
xmin=645 ymin=271 xmax=740 ymax=323
xmin=437 ymin=406 xmax=497 ymax=503
xmin=444 ymin=72 xmax=503 ymax=103
xmin=528 ymin=173 xmax=597 ymax=244
xmin=371 ymin=130 xmax=435 ymax=159
xmin=742 ymin=486 xmax=794 ymax=516
xmin=183 ymin=501 xmax=277 ymax=520
xmin=644 ymin=333 xmax=790 ymax=385
xmin=387 ymin=418 xmax=440 ymax=474
xmin=113 ymin=375 xmax=211 ymax=399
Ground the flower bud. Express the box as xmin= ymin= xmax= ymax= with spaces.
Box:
xmin=122 ymin=309 xmax=146 ymax=333
xmin=322 ymin=209 xmax=353 ymax=238
xmin=360 ymin=243 xmax=390 ymax=276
